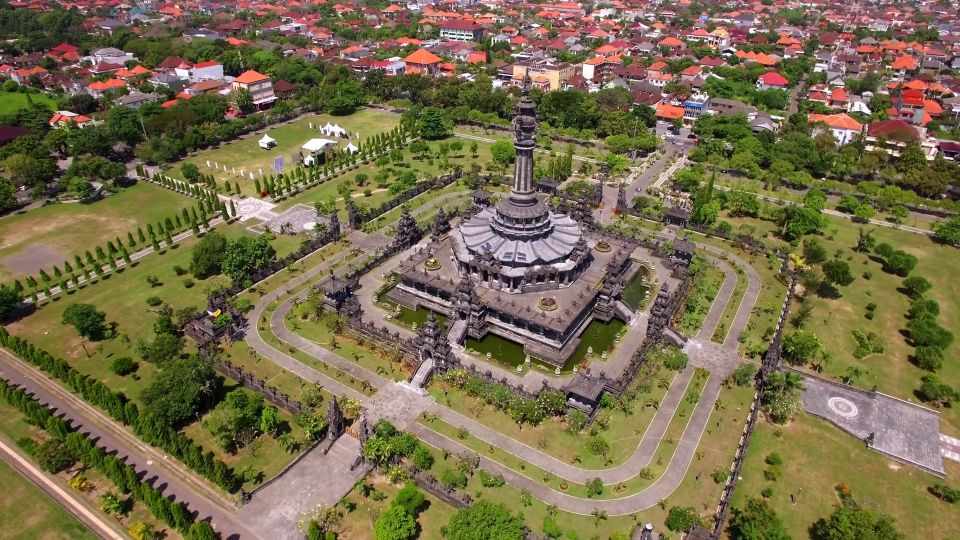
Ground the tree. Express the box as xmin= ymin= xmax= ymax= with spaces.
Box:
xmin=259 ymin=406 xmax=281 ymax=436
xmin=140 ymin=356 xmax=219 ymax=427
xmin=778 ymin=205 xmax=825 ymax=240
xmin=203 ymin=388 xmax=264 ymax=450
xmin=810 ymin=506 xmax=904 ymax=540
xmin=782 ymin=331 xmax=822 ymax=365
xmin=393 ymin=484 xmax=426 ymax=517
xmin=902 ymin=276 xmax=932 ymax=299
xmin=490 ymin=139 xmax=516 ymax=168
xmin=917 ymin=375 xmax=960 ymax=407
xmin=415 ymin=107 xmax=450 ymax=139
xmin=181 ymin=163 xmax=200 ymax=183
xmin=233 ymin=88 xmax=254 ymax=114
xmin=374 ymin=505 xmax=416 ymax=540
xmin=728 ymin=498 xmax=791 ymax=540
xmin=761 ymin=371 xmax=804 ymax=424
xmin=0 ymin=284 xmax=23 ymax=321
xmin=186 ymin=520 xmax=218 ymax=540
xmin=61 ymin=303 xmax=107 ymax=341
xmin=222 ymin=235 xmax=277 ymax=283
xmin=822 ymin=260 xmax=855 ymax=287
xmin=0 ymin=179 xmax=16 ymax=211
xmin=190 ymin=231 xmax=228 ymax=278
xmin=665 ymin=506 xmax=703 ymax=533
xmin=933 ymin=217 xmax=960 ymax=246
xmin=445 ymin=501 xmax=525 ymax=540
xmin=727 ymin=190 xmax=760 ymax=217
xmin=802 ymin=238 xmax=828 ymax=265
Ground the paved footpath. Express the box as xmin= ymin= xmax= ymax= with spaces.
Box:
xmin=248 ymin=191 xmax=766 ymax=516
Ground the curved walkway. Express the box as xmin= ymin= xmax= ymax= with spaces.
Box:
xmin=248 ymin=196 xmax=766 ymax=515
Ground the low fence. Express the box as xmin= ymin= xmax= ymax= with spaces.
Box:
xmin=215 ymin=359 xmax=307 ymax=415
xmin=708 ymin=272 xmax=796 ymax=538
xmin=411 ymin=467 xmax=474 ymax=508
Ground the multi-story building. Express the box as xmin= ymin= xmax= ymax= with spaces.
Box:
xmin=512 ymin=59 xmax=575 ymax=91
xmin=232 ymin=70 xmax=275 ymax=109
xmin=683 ymin=92 xmax=711 ymax=123
xmin=439 ymin=20 xmax=486 ymax=42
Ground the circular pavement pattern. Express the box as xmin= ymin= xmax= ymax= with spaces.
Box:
xmin=828 ymin=397 xmax=859 ymax=419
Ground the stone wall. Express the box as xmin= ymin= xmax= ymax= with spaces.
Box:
xmin=215 ymin=359 xmax=307 ymax=415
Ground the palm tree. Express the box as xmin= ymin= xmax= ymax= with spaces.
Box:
xmin=843 ymin=366 xmax=863 ymax=385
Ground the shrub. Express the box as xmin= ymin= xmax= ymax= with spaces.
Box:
xmin=761 ymin=487 xmax=774 ymax=498
xmin=586 ymin=436 xmax=609 ymax=456
xmin=712 ymin=468 xmax=730 ymax=484
xmin=110 ymin=356 xmax=137 ymax=376
xmin=145 ymin=296 xmax=163 ymax=307
xmin=665 ymin=506 xmax=703 ymax=533
xmin=172 ymin=265 xmax=188 ymax=276
xmin=440 ymin=469 xmax=467 ymax=490
xmin=929 ymin=483 xmax=960 ymax=504
xmin=543 ymin=515 xmax=563 ymax=538
xmin=586 ymin=477 xmax=604 ymax=497
xmin=182 ymin=279 xmax=195 ymax=289
xmin=731 ymin=363 xmax=757 ymax=387
xmin=913 ymin=346 xmax=945 ymax=372
xmin=764 ymin=465 xmax=783 ymax=482
xmin=765 ymin=452 xmax=784 ymax=466
xmin=478 ymin=469 xmax=505 ymax=487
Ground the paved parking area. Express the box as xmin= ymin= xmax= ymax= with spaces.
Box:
xmin=800 ymin=373 xmax=945 ymax=477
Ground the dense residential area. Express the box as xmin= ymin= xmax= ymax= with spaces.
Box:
xmin=0 ymin=0 xmax=959 ymax=539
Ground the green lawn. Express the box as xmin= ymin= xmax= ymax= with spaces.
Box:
xmin=0 ymin=183 xmax=192 ymax=283
xmin=783 ymin=215 xmax=960 ymax=434
xmin=0 ymin=402 xmax=171 ymax=540
xmin=4 ymin=221 xmax=302 ymax=404
xmin=732 ymin=413 xmax=960 ymax=540
xmin=165 ymin=110 xmax=400 ymax=197
xmin=677 ymin=258 xmax=725 ymax=336
xmin=0 ymin=90 xmax=56 ymax=114
xmin=426 ymin=365 xmax=673 ymax=470
xmin=0 ymin=459 xmax=98 ymax=540
xmin=337 ymin=474 xmax=457 ymax=540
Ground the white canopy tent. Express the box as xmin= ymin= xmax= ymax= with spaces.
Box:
xmin=321 ymin=123 xmax=347 ymax=137
xmin=343 ymin=142 xmax=359 ymax=153
xmin=258 ymin=134 xmax=277 ymax=149
xmin=301 ymin=138 xmax=337 ymax=154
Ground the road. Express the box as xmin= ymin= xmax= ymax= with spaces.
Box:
xmin=0 ymin=350 xmax=253 ymax=539
xmin=0 ymin=436 xmax=126 ymax=540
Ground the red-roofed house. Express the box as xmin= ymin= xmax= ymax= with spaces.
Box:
xmin=232 ymin=70 xmax=275 ymax=108
xmin=865 ymin=119 xmax=937 ymax=160
xmin=404 ymin=48 xmax=443 ymax=76
xmin=808 ymin=113 xmax=862 ymax=145
xmin=87 ymin=78 xmax=127 ymax=98
xmin=49 ymin=110 xmax=94 ymax=129
xmin=655 ymin=103 xmax=685 ymax=120
xmin=756 ymin=71 xmax=789 ymax=90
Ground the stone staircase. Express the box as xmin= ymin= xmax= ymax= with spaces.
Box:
xmin=447 ymin=319 xmax=467 ymax=345
xmin=615 ymin=300 xmax=634 ymax=323
xmin=411 ymin=358 xmax=434 ymax=388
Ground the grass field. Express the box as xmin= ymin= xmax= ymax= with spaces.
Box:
xmin=165 ymin=110 xmax=400 ymax=196
xmin=732 ymin=413 xmax=960 ymax=539
xmin=0 ymin=402 xmax=172 ymax=539
xmin=785 ymin=215 xmax=960 ymax=435
xmin=0 ymin=90 xmax=56 ymax=114
xmin=0 ymin=183 xmax=192 ymax=283
xmin=3 ymin=221 xmax=302 ymax=403
xmin=337 ymin=473 xmax=457 ymax=540
xmin=0 ymin=459 xmax=98 ymax=540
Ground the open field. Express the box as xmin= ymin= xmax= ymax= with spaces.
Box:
xmin=732 ymin=413 xmax=960 ymax=539
xmin=337 ymin=474 xmax=458 ymax=540
xmin=3 ymin=221 xmax=311 ymax=402
xmin=784 ymin=215 xmax=960 ymax=434
xmin=0 ymin=90 xmax=57 ymax=114
xmin=0 ymin=402 xmax=172 ymax=539
xmin=0 ymin=459 xmax=97 ymax=540
xmin=0 ymin=183 xmax=192 ymax=283
xmin=165 ymin=110 xmax=400 ymax=196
